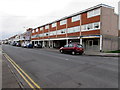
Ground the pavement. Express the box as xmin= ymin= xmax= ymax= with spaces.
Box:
xmin=44 ymin=48 xmax=119 ymax=57
xmin=0 ymin=46 xmax=2 ymax=89
xmin=1 ymin=45 xmax=22 ymax=89
xmin=84 ymin=51 xmax=119 ymax=57
xmin=2 ymin=56 xmax=21 ymax=89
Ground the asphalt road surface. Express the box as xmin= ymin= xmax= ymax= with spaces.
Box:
xmin=2 ymin=45 xmax=118 ymax=88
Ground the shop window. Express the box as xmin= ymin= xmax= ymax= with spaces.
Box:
xmin=64 ymin=45 xmax=69 ymax=47
xmin=89 ymin=41 xmax=93 ymax=46
xmin=93 ymin=40 xmax=98 ymax=45
xmin=69 ymin=44 xmax=74 ymax=47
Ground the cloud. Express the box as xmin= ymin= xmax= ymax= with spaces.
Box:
xmin=0 ymin=0 xmax=119 ymax=39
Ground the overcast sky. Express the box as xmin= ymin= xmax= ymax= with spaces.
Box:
xmin=0 ymin=0 xmax=119 ymax=40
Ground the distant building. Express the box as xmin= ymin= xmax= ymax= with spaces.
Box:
xmin=31 ymin=4 xmax=119 ymax=51
xmin=8 ymin=28 xmax=32 ymax=45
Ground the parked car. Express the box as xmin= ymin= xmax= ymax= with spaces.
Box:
xmin=26 ymin=43 xmax=33 ymax=48
xmin=16 ymin=42 xmax=21 ymax=47
xmin=21 ymin=43 xmax=27 ymax=48
xmin=12 ymin=42 xmax=17 ymax=46
xmin=34 ymin=43 xmax=42 ymax=48
xmin=59 ymin=43 xmax=84 ymax=55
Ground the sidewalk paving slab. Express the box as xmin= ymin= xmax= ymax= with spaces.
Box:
xmin=84 ymin=51 xmax=119 ymax=57
xmin=2 ymin=56 xmax=21 ymax=89
xmin=42 ymin=48 xmax=119 ymax=57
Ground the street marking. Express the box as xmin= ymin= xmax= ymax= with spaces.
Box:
xmin=3 ymin=53 xmax=41 ymax=90
xmin=4 ymin=55 xmax=35 ymax=89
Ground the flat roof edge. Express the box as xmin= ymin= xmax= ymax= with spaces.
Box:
xmin=34 ymin=4 xmax=114 ymax=29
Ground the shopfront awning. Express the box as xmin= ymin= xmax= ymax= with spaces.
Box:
xmin=80 ymin=35 xmax=100 ymax=39
xmin=32 ymin=37 xmax=80 ymax=41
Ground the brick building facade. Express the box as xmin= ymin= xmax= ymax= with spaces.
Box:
xmin=31 ymin=4 xmax=119 ymax=51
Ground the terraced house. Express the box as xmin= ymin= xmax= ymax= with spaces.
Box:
xmin=31 ymin=4 xmax=119 ymax=52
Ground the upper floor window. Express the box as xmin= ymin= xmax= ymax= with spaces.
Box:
xmin=60 ymin=19 xmax=67 ymax=25
xmin=86 ymin=24 xmax=93 ymax=30
xmin=72 ymin=15 xmax=80 ymax=22
xmin=45 ymin=25 xmax=49 ymax=29
xmin=44 ymin=33 xmax=49 ymax=36
xmin=49 ymin=31 xmax=56 ymax=36
xmin=57 ymin=29 xmax=66 ymax=35
xmin=94 ymin=22 xmax=100 ymax=29
xmin=32 ymin=30 xmax=35 ymax=33
xmin=81 ymin=22 xmax=100 ymax=31
xmin=67 ymin=26 xmax=80 ymax=33
xmin=40 ymin=27 xmax=43 ymax=31
xmin=87 ymin=8 xmax=101 ymax=18
xmin=52 ymin=23 xmax=56 ymax=27
xmin=36 ymin=28 xmax=38 ymax=32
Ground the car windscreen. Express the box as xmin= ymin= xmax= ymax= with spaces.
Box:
xmin=77 ymin=44 xmax=83 ymax=48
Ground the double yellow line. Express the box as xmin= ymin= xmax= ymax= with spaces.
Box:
xmin=3 ymin=53 xmax=41 ymax=90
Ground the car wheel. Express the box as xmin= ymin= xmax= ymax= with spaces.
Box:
xmin=79 ymin=53 xmax=83 ymax=55
xmin=60 ymin=50 xmax=63 ymax=53
xmin=72 ymin=51 xmax=76 ymax=55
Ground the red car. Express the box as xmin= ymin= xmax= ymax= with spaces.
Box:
xmin=59 ymin=43 xmax=84 ymax=55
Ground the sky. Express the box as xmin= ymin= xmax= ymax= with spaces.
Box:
xmin=0 ymin=0 xmax=119 ymax=40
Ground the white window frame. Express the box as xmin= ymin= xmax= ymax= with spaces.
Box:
xmin=32 ymin=30 xmax=34 ymax=33
xmin=40 ymin=27 xmax=43 ymax=31
xmin=67 ymin=26 xmax=80 ymax=33
xmin=45 ymin=25 xmax=49 ymax=29
xmin=49 ymin=31 xmax=56 ymax=36
xmin=72 ymin=15 xmax=80 ymax=22
xmin=87 ymin=8 xmax=101 ymax=18
xmin=44 ymin=33 xmax=49 ymax=36
xmin=60 ymin=19 xmax=67 ymax=25
xmin=52 ymin=23 xmax=56 ymax=27
xmin=36 ymin=28 xmax=38 ymax=32
xmin=57 ymin=29 xmax=66 ymax=35
xmin=81 ymin=22 xmax=100 ymax=31
xmin=94 ymin=22 xmax=100 ymax=29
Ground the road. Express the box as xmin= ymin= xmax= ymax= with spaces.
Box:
xmin=2 ymin=45 xmax=118 ymax=88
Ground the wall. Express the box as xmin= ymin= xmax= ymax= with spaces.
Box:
xmin=101 ymin=7 xmax=119 ymax=51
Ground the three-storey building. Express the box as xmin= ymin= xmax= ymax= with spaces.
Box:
xmin=31 ymin=4 xmax=119 ymax=51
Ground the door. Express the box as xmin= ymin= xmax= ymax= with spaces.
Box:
xmin=86 ymin=40 xmax=93 ymax=50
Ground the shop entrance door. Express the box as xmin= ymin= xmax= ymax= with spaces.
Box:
xmin=86 ymin=40 xmax=93 ymax=50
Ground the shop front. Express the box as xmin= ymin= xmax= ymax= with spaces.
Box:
xmin=81 ymin=35 xmax=100 ymax=51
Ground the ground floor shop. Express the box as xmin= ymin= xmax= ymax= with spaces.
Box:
xmin=32 ymin=35 xmax=102 ymax=51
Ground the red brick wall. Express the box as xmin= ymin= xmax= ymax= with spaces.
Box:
xmin=49 ymin=35 xmax=57 ymax=38
xmin=57 ymin=34 xmax=66 ymax=38
xmin=81 ymin=13 xmax=100 ymax=25
xmin=67 ymin=32 xmax=80 ymax=37
xmin=81 ymin=30 xmax=100 ymax=36
xmin=57 ymin=21 xmax=66 ymax=30
xmin=31 ymin=38 xmax=39 ymax=40
xmin=67 ymin=18 xmax=80 ymax=28
xmin=50 ymin=24 xmax=56 ymax=31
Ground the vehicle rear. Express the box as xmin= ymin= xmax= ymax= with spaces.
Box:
xmin=74 ymin=44 xmax=84 ymax=55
